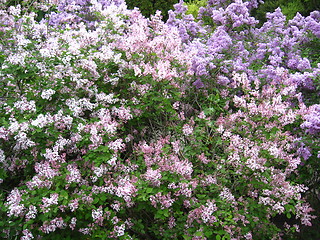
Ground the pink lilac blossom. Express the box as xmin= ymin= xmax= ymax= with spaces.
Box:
xmin=93 ymin=164 xmax=107 ymax=178
xmin=65 ymin=98 xmax=96 ymax=117
xmin=41 ymin=193 xmax=59 ymax=212
xmin=13 ymin=98 xmax=36 ymax=113
xmin=8 ymin=119 xmax=20 ymax=134
xmin=295 ymin=202 xmax=316 ymax=226
xmin=40 ymin=217 xmax=66 ymax=234
xmin=182 ymin=123 xmax=194 ymax=136
xmin=53 ymin=111 xmax=73 ymax=130
xmin=107 ymin=155 xmax=118 ymax=166
xmin=143 ymin=168 xmax=162 ymax=186
xmin=114 ymin=223 xmax=125 ymax=237
xmin=244 ymin=232 xmax=253 ymax=240
xmin=0 ymin=149 xmax=5 ymax=164
xmin=66 ymin=164 xmax=82 ymax=183
xmin=68 ymin=199 xmax=79 ymax=212
xmin=69 ymin=217 xmax=77 ymax=230
xmin=54 ymin=136 xmax=71 ymax=151
xmin=26 ymin=176 xmax=53 ymax=190
xmin=198 ymin=153 xmax=210 ymax=164
xmin=201 ymin=200 xmax=218 ymax=224
xmin=51 ymin=217 xmax=66 ymax=228
xmin=21 ymin=229 xmax=34 ymax=240
xmin=200 ymin=175 xmax=217 ymax=186
xmin=43 ymin=148 xmax=65 ymax=163
xmin=219 ymin=187 xmax=237 ymax=205
xmin=115 ymin=177 xmax=137 ymax=201
xmin=13 ymin=131 xmax=36 ymax=150
xmin=173 ymin=159 xmax=193 ymax=178
xmin=168 ymin=216 xmax=176 ymax=229
xmin=111 ymin=106 xmax=133 ymax=121
xmin=92 ymin=206 xmax=104 ymax=225
xmin=89 ymin=125 xmax=103 ymax=149
xmin=174 ymin=182 xmax=195 ymax=198
xmin=6 ymin=188 xmax=25 ymax=217
xmin=171 ymin=140 xmax=180 ymax=153
xmin=108 ymin=138 xmax=125 ymax=152
xmin=34 ymin=162 xmax=59 ymax=179
xmin=150 ymin=192 xmax=175 ymax=209
xmin=78 ymin=228 xmax=91 ymax=235
xmin=111 ymin=201 xmax=121 ymax=212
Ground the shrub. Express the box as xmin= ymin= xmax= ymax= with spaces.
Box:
xmin=0 ymin=0 xmax=319 ymax=239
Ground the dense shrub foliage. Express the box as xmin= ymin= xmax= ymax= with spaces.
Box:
xmin=251 ymin=0 xmax=320 ymax=23
xmin=125 ymin=0 xmax=179 ymax=21
xmin=0 ymin=0 xmax=319 ymax=239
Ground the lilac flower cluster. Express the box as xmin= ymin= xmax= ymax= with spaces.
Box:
xmin=169 ymin=0 xmax=320 ymax=93
xmin=301 ymin=104 xmax=320 ymax=135
xmin=47 ymin=0 xmax=126 ymax=27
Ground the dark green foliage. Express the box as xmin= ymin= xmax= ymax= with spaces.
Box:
xmin=1 ymin=0 xmax=36 ymax=9
xmin=252 ymin=0 xmax=320 ymax=25
xmin=0 ymin=0 xmax=52 ymax=22
xmin=125 ymin=0 xmax=179 ymax=20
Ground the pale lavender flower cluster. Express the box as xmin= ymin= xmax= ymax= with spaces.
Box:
xmin=143 ymin=168 xmax=162 ymax=186
xmin=169 ymin=0 xmax=320 ymax=93
xmin=6 ymin=188 xmax=25 ymax=217
xmin=48 ymin=0 xmax=126 ymax=27
xmin=167 ymin=1 xmax=206 ymax=43
xmin=39 ymin=217 xmax=66 ymax=234
xmin=21 ymin=229 xmax=34 ymax=240
xmin=41 ymin=193 xmax=59 ymax=212
xmin=210 ymin=0 xmax=258 ymax=29
xmin=301 ymin=104 xmax=320 ymax=135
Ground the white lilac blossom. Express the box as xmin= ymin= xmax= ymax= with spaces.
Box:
xmin=92 ymin=207 xmax=103 ymax=221
xmin=13 ymin=99 xmax=36 ymax=113
xmin=0 ymin=149 xmax=5 ymax=163
xmin=41 ymin=89 xmax=56 ymax=100
xmin=26 ymin=205 xmax=37 ymax=220
xmin=31 ymin=113 xmax=53 ymax=128
xmin=114 ymin=224 xmax=125 ymax=237
xmin=182 ymin=123 xmax=193 ymax=136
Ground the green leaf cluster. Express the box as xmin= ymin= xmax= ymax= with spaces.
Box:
xmin=125 ymin=0 xmax=179 ymax=20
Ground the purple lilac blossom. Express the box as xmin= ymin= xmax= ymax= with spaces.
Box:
xmin=301 ymin=104 xmax=320 ymax=135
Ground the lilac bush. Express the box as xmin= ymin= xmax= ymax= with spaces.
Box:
xmin=0 ymin=0 xmax=319 ymax=239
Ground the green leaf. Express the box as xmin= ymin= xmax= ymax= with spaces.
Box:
xmin=216 ymin=235 xmax=221 ymax=240
xmin=60 ymin=190 xmax=68 ymax=200
xmin=204 ymin=230 xmax=213 ymax=237
xmin=100 ymin=194 xmax=107 ymax=201
xmin=154 ymin=209 xmax=169 ymax=219
xmin=163 ymin=208 xmax=169 ymax=217
xmin=146 ymin=188 xmax=153 ymax=193
xmin=183 ymin=235 xmax=192 ymax=240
